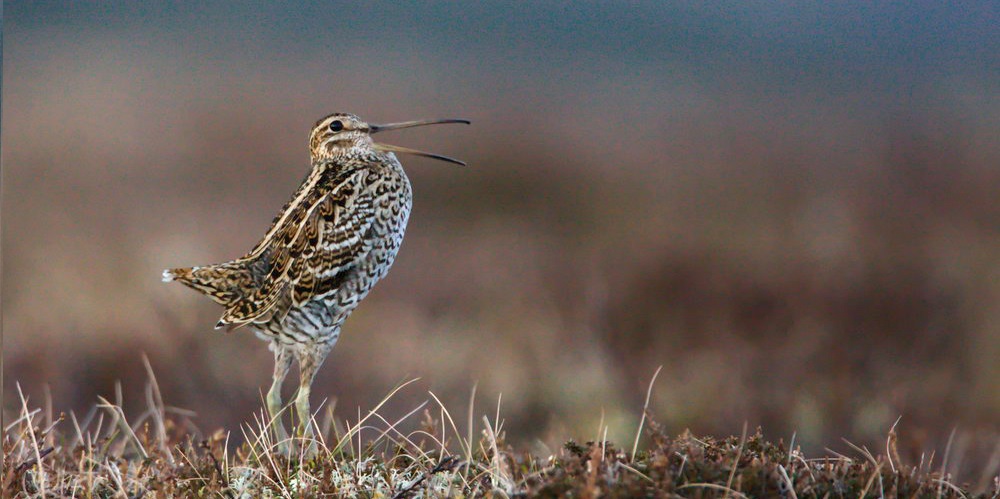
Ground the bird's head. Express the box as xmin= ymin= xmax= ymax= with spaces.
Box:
xmin=309 ymin=113 xmax=469 ymax=165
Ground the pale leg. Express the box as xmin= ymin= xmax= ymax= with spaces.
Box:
xmin=293 ymin=342 xmax=333 ymax=439
xmin=267 ymin=343 xmax=293 ymax=444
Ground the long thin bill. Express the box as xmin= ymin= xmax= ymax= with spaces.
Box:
xmin=374 ymin=142 xmax=467 ymax=166
xmin=370 ymin=119 xmax=471 ymax=133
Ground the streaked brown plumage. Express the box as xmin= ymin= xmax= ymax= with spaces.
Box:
xmin=163 ymin=113 xmax=468 ymax=441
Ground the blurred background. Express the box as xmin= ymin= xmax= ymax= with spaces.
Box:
xmin=3 ymin=1 xmax=998 ymax=474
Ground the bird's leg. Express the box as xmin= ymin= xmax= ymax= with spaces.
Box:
xmin=267 ymin=344 xmax=293 ymax=446
xmin=293 ymin=343 xmax=333 ymax=441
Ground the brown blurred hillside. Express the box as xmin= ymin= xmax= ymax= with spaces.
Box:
xmin=3 ymin=3 xmax=998 ymax=473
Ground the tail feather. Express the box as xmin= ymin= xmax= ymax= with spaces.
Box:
xmin=165 ymin=261 xmax=289 ymax=331
xmin=162 ymin=263 xmax=251 ymax=307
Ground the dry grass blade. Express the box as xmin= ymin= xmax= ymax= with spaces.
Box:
xmin=96 ymin=396 xmax=149 ymax=459
xmin=631 ymin=365 xmax=662 ymax=461
xmin=823 ymin=447 xmax=855 ymax=463
xmin=4 ymin=406 xmax=41 ymax=433
xmin=974 ymin=440 xmax=1000 ymax=494
xmin=887 ymin=415 xmax=902 ymax=474
xmin=724 ymin=422 xmax=748 ymax=499
xmin=141 ymin=353 xmax=174 ymax=464
xmin=787 ymin=431 xmax=797 ymax=468
xmin=939 ymin=427 xmax=958 ymax=499
xmin=329 ymin=378 xmax=421 ymax=456
xmin=17 ymin=383 xmax=48 ymax=497
xmin=367 ymin=401 xmax=434 ymax=466
xmin=677 ymin=482 xmax=749 ymax=498
xmin=617 ymin=462 xmax=653 ymax=483
xmin=934 ymin=478 xmax=970 ymax=499
xmin=2 ymin=368 xmax=994 ymax=497
xmin=841 ymin=437 xmax=878 ymax=466
xmin=466 ymin=383 xmax=478 ymax=475
xmin=429 ymin=390 xmax=473 ymax=462
xmin=777 ymin=464 xmax=799 ymax=499
xmin=482 ymin=414 xmax=512 ymax=493
xmin=857 ymin=461 xmax=881 ymax=499
xmin=428 ymin=392 xmax=462 ymax=455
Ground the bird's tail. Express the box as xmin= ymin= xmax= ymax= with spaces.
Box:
xmin=162 ymin=262 xmax=251 ymax=307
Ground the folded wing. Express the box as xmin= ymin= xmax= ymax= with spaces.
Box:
xmin=217 ymin=167 xmax=375 ymax=329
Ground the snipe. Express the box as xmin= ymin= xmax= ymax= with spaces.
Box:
xmin=164 ymin=113 xmax=469 ymax=444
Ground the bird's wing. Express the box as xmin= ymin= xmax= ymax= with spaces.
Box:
xmin=217 ymin=167 xmax=375 ymax=328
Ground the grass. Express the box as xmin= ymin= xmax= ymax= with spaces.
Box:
xmin=3 ymin=367 xmax=998 ymax=498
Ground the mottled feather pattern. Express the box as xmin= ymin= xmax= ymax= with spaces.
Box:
xmin=164 ymin=112 xmax=466 ymax=443
xmin=167 ymin=155 xmax=406 ymax=332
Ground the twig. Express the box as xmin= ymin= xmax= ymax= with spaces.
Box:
xmin=392 ymin=455 xmax=462 ymax=499
xmin=200 ymin=439 xmax=229 ymax=485
xmin=15 ymin=447 xmax=55 ymax=473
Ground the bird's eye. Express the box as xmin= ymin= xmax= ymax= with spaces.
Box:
xmin=329 ymin=120 xmax=344 ymax=132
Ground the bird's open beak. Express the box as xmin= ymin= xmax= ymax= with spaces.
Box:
xmin=370 ymin=119 xmax=470 ymax=166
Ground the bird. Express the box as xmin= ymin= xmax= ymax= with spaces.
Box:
xmin=163 ymin=113 xmax=469 ymax=443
